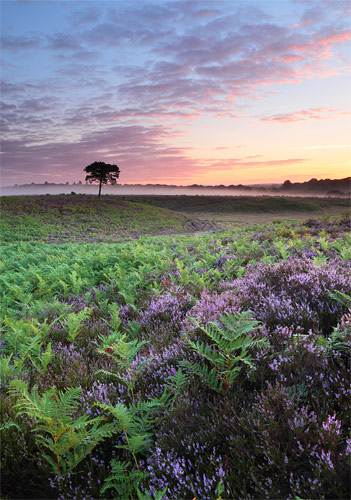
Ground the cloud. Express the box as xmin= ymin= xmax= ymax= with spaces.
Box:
xmin=45 ymin=33 xmax=82 ymax=51
xmin=198 ymin=157 xmax=307 ymax=172
xmin=69 ymin=7 xmax=102 ymax=27
xmin=300 ymin=5 xmax=326 ymax=26
xmin=105 ymin=5 xmax=348 ymax=117
xmin=298 ymin=144 xmax=351 ymax=149
xmin=55 ymin=50 xmax=101 ymax=62
xmin=1 ymin=0 xmax=349 ymax=185
xmin=0 ymin=120 xmax=308 ymax=184
xmin=261 ymin=107 xmax=351 ymax=123
xmin=1 ymin=34 xmax=42 ymax=51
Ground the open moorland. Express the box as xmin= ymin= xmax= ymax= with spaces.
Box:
xmin=121 ymin=194 xmax=351 ymax=230
xmin=0 ymin=195 xmax=207 ymax=244
xmin=1 ymin=194 xmax=349 ymax=241
xmin=1 ymin=194 xmax=350 ymax=500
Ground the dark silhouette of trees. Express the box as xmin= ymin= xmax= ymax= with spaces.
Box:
xmin=280 ymin=177 xmax=350 ymax=194
xmin=84 ymin=161 xmax=120 ymax=198
xmin=281 ymin=179 xmax=293 ymax=190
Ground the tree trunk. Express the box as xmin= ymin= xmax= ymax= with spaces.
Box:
xmin=98 ymin=177 xmax=102 ymax=198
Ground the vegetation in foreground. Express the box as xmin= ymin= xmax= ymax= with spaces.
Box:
xmin=1 ymin=197 xmax=350 ymax=499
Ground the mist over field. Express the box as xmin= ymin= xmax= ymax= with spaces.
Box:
xmin=1 ymin=183 xmax=349 ymax=198
xmin=1 ymin=184 xmax=276 ymax=197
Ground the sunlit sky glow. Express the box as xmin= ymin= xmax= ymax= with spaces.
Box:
xmin=1 ymin=0 xmax=350 ymax=186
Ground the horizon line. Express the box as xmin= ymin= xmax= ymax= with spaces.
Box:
xmin=2 ymin=176 xmax=350 ymax=190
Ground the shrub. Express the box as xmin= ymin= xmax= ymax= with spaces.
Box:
xmin=222 ymin=258 xmax=351 ymax=334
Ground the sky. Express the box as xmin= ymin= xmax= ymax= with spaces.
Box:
xmin=1 ymin=0 xmax=350 ymax=186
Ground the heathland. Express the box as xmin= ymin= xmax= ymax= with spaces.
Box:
xmin=1 ymin=194 xmax=350 ymax=499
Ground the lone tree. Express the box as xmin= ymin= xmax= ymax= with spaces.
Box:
xmin=84 ymin=161 xmax=120 ymax=198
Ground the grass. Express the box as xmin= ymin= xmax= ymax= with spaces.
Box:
xmin=121 ymin=194 xmax=350 ymax=213
xmin=114 ymin=194 xmax=351 ymax=230
xmin=2 ymin=194 xmax=349 ymax=242
xmin=0 ymin=195 xmax=198 ymax=243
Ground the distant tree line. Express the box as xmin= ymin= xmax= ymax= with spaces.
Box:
xmin=281 ymin=177 xmax=350 ymax=195
xmin=10 ymin=176 xmax=350 ymax=196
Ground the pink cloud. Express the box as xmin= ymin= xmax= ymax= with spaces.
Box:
xmin=199 ymin=157 xmax=307 ymax=171
xmin=261 ymin=107 xmax=351 ymax=123
xmin=0 ymin=118 xmax=308 ymax=185
xmin=282 ymin=53 xmax=303 ymax=62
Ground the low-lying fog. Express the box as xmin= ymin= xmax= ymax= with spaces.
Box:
xmin=0 ymin=184 xmax=348 ymax=198
xmin=1 ymin=183 xmax=349 ymax=198
xmin=1 ymin=184 xmax=270 ymax=196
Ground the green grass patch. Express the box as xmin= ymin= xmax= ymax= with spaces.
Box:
xmin=0 ymin=195 xmax=194 ymax=243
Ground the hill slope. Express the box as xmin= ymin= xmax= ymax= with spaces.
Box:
xmin=0 ymin=195 xmax=212 ymax=243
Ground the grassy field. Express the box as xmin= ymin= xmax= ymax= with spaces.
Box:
xmin=1 ymin=194 xmax=349 ymax=242
xmin=1 ymin=194 xmax=350 ymax=500
xmin=0 ymin=195 xmax=205 ymax=243
xmin=122 ymin=194 xmax=351 ymax=230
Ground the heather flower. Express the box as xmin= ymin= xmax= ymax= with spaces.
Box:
xmin=184 ymin=289 xmax=241 ymax=330
xmin=221 ymin=257 xmax=351 ymax=334
xmin=322 ymin=414 xmax=341 ymax=435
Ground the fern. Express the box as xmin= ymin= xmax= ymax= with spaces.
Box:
xmin=0 ymin=354 xmax=17 ymax=387
xmin=95 ymin=401 xmax=159 ymax=455
xmin=61 ymin=307 xmax=93 ymax=342
xmin=104 ymin=302 xmax=122 ymax=331
xmin=96 ymin=331 xmax=150 ymax=401
xmin=17 ymin=337 xmax=53 ymax=374
xmin=9 ymin=380 xmax=116 ymax=475
xmin=3 ymin=316 xmax=58 ymax=350
xmin=167 ymin=368 xmax=189 ymax=405
xmin=96 ymin=324 xmax=173 ymax=497
xmin=329 ymin=290 xmax=351 ymax=309
xmin=136 ymin=486 xmax=168 ymax=500
xmin=2 ymin=316 xmax=62 ymax=375
xmin=180 ymin=360 xmax=224 ymax=391
xmin=215 ymin=479 xmax=225 ymax=500
xmin=0 ymin=418 xmax=21 ymax=432
xmin=181 ymin=311 xmax=268 ymax=392
xmin=317 ymin=323 xmax=351 ymax=361
xmin=96 ymin=393 xmax=171 ymax=498
xmin=100 ymin=459 xmax=148 ymax=499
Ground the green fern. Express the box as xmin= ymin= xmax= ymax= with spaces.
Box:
xmin=3 ymin=330 xmax=53 ymax=376
xmin=3 ymin=316 xmax=58 ymax=349
xmin=96 ymin=396 xmax=170 ymax=499
xmin=180 ymin=361 xmax=224 ymax=392
xmin=136 ymin=486 xmax=168 ymax=500
xmin=167 ymin=368 xmax=189 ymax=405
xmin=329 ymin=290 xmax=351 ymax=309
xmin=96 ymin=331 xmax=150 ymax=401
xmin=96 ymin=399 xmax=165 ymax=456
xmin=0 ymin=418 xmax=21 ymax=432
xmin=9 ymin=380 xmax=116 ymax=475
xmin=105 ymin=302 xmax=122 ymax=331
xmin=96 ymin=323 xmax=174 ymax=497
xmin=215 ymin=479 xmax=225 ymax=499
xmin=181 ymin=311 xmax=268 ymax=392
xmin=0 ymin=354 xmax=17 ymax=387
xmin=317 ymin=323 xmax=351 ymax=361
xmin=61 ymin=307 xmax=93 ymax=342
xmin=2 ymin=316 xmax=62 ymax=375
xmin=274 ymin=240 xmax=291 ymax=260
xmin=100 ymin=459 xmax=148 ymax=499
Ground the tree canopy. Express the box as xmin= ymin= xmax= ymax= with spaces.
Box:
xmin=84 ymin=162 xmax=120 ymax=198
